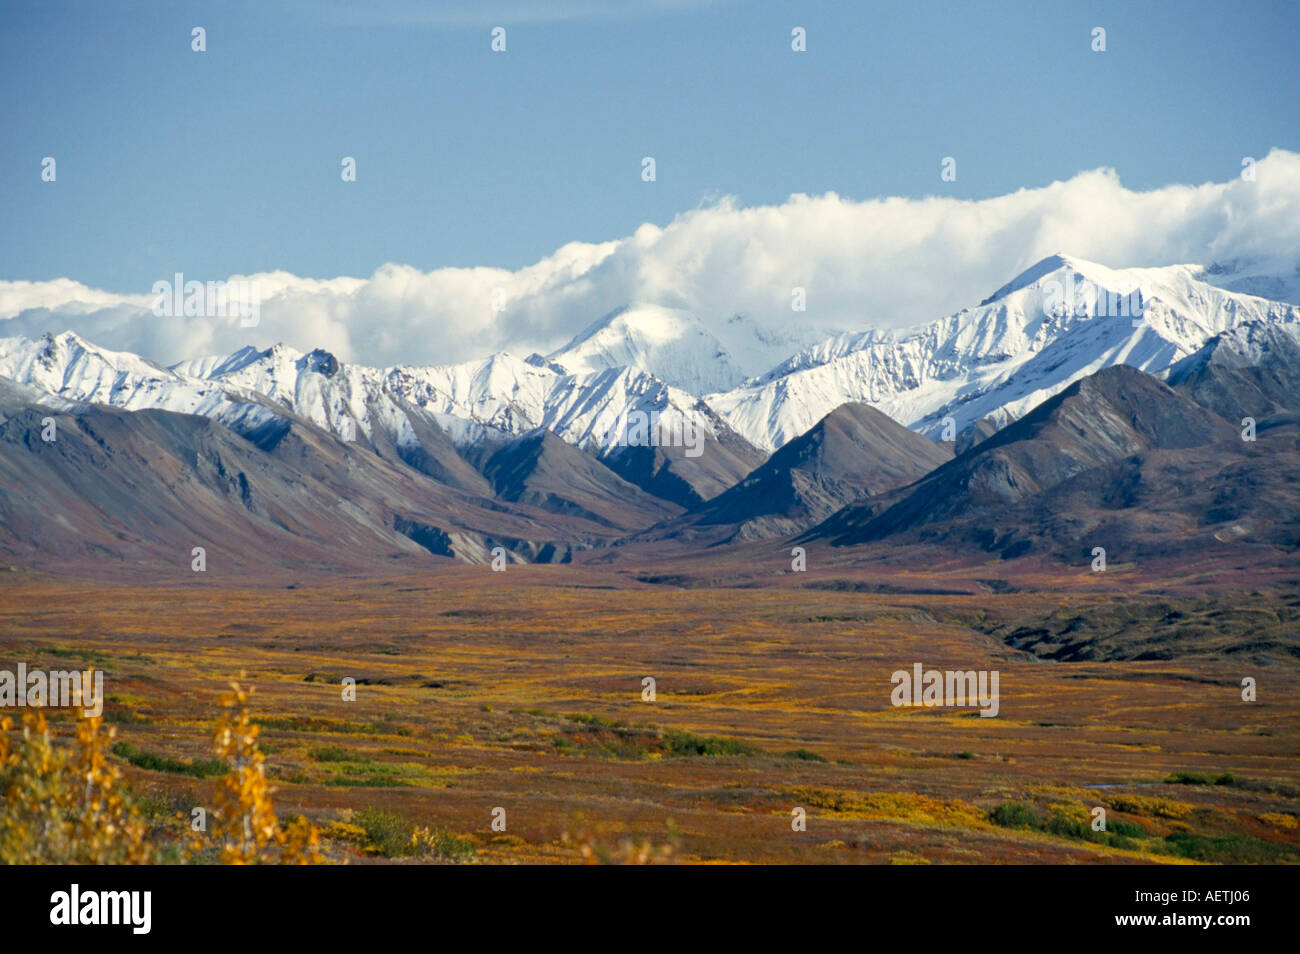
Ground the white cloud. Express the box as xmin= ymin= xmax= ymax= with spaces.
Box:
xmin=3 ymin=148 xmax=1300 ymax=372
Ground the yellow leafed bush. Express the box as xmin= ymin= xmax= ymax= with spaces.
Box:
xmin=1258 ymin=812 xmax=1298 ymax=830
xmin=203 ymin=681 xmax=321 ymax=865
xmin=790 ymin=787 xmax=986 ymax=828
xmin=1108 ymin=794 xmax=1194 ymax=819
xmin=1048 ymin=801 xmax=1091 ymax=825
xmin=0 ymin=707 xmax=154 ymax=864
xmin=0 ymin=676 xmax=320 ymax=865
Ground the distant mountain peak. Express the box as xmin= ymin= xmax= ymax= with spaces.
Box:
xmin=711 ymin=255 xmax=1300 ymax=452
xmin=547 ymin=302 xmax=747 ymax=394
xmin=979 ymin=253 xmax=1078 ymax=305
xmin=643 ymin=399 xmax=951 ymax=544
xmin=977 ymin=252 xmax=1143 ymax=306
xmin=807 ymin=359 xmax=1239 ymax=555
xmin=303 ymin=348 xmax=340 ymax=377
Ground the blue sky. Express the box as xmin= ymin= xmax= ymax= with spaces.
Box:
xmin=3 ymin=0 xmax=1298 ymax=292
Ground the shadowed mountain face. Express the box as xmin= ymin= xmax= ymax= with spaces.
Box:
xmin=6 ymin=312 xmax=1300 ymax=578
xmin=808 ymin=366 xmax=1244 ymax=557
xmin=0 ymin=387 xmax=661 ymax=574
xmin=366 ymin=401 xmax=493 ymax=497
xmin=638 ymin=402 xmax=953 ymax=544
xmin=599 ymin=424 xmax=768 ymax=508
xmin=478 ymin=429 xmax=682 ymax=532
xmin=955 ymin=417 xmax=1000 ymax=456
xmin=1167 ymin=321 xmax=1300 ymax=424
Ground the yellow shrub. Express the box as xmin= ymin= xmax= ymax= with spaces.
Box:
xmin=1048 ymin=802 xmax=1091 ymax=824
xmin=1108 ymin=794 xmax=1194 ymax=819
xmin=0 ymin=706 xmax=154 ymax=864
xmin=561 ymin=825 xmax=676 ymax=864
xmin=790 ymin=787 xmax=986 ymax=828
xmin=0 ymin=676 xmax=321 ymax=865
xmin=322 ymin=820 xmax=368 ymax=843
xmin=201 ymin=680 xmax=322 ymax=865
xmin=1258 ymin=812 xmax=1298 ymax=830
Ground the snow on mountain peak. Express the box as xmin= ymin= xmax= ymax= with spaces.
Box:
xmin=979 ymin=253 xmax=1077 ymax=305
xmin=546 ymin=303 xmax=748 ymax=394
xmin=1 ymin=330 xmax=174 ymax=398
xmin=5 ymin=254 xmax=1300 ymax=467
xmin=706 ymin=255 xmax=1300 ymax=450
xmin=0 ymin=330 xmax=272 ymax=428
xmin=12 ymin=326 xmax=722 ymax=460
xmin=1197 ymin=256 xmax=1300 ymax=305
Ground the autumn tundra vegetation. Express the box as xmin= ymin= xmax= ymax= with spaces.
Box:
xmin=1 ymin=564 xmax=1297 ymax=865
xmin=0 ymin=679 xmax=321 ymax=864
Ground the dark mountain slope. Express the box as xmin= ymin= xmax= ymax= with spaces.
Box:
xmin=480 ymin=428 xmax=682 ymax=531
xmin=1167 ymin=321 xmax=1300 ymax=424
xmin=368 ymin=398 xmax=494 ymax=497
xmin=636 ymin=402 xmax=952 ymax=543
xmin=808 ymin=365 xmax=1241 ymax=556
xmin=0 ymin=389 xmax=648 ymax=574
xmin=955 ymin=416 xmax=1000 ymax=455
xmin=600 ymin=420 xmax=768 ymax=508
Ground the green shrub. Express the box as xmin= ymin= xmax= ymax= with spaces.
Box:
xmin=352 ymin=808 xmax=473 ymax=860
xmin=1164 ymin=771 xmax=1239 ymax=787
xmin=1045 ymin=815 xmax=1091 ymax=839
xmin=323 ymin=776 xmax=407 ymax=787
xmin=416 ymin=827 xmax=476 ymax=862
xmin=103 ymin=709 xmax=151 ymax=725
xmin=354 ymin=808 xmax=418 ymax=857
xmin=133 ymin=794 xmax=171 ymax=820
xmin=1162 ymin=832 xmax=1297 ymax=864
xmin=991 ymin=801 xmax=1152 ymax=851
xmin=568 ymin=713 xmax=623 ymax=728
xmin=783 ymin=748 xmax=828 ymax=762
xmin=662 ymin=730 xmax=756 ymax=757
xmin=308 ymin=745 xmax=355 ymax=762
xmin=989 ymin=801 xmax=1038 ymax=829
xmin=1108 ymin=819 xmax=1147 ymax=838
xmin=110 ymin=741 xmax=226 ymax=778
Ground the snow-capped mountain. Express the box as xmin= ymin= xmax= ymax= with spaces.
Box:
xmin=0 ymin=331 xmax=284 ymax=435
xmin=176 ymin=342 xmax=727 ymax=454
xmin=0 ymin=330 xmax=730 ymax=460
xmin=1198 ymin=256 xmax=1300 ymax=305
xmin=541 ymin=299 xmax=842 ymax=395
xmin=3 ymin=253 xmax=1300 ymax=468
xmin=544 ymin=303 xmax=749 ymax=395
xmin=705 ymin=254 xmax=1300 ymax=450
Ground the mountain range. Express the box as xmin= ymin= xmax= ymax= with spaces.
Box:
xmin=2 ymin=252 xmax=1299 ymax=576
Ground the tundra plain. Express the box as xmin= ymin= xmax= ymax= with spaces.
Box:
xmin=2 ymin=558 xmax=1296 ymax=865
